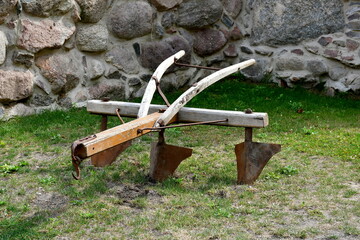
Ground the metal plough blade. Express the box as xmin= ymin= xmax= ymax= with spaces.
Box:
xmin=235 ymin=142 xmax=281 ymax=184
xmin=91 ymin=141 xmax=132 ymax=167
xmin=149 ymin=131 xmax=192 ymax=182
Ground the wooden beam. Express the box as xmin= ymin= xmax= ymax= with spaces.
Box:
xmin=74 ymin=112 xmax=163 ymax=159
xmin=87 ymin=100 xmax=268 ymax=128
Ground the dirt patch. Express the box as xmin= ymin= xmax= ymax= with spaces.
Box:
xmin=108 ymin=183 xmax=162 ymax=208
xmin=33 ymin=190 xmax=69 ymax=216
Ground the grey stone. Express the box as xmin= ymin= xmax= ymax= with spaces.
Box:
xmin=161 ymin=12 xmax=176 ymax=29
xmin=193 ymin=29 xmax=227 ymax=57
xmin=251 ymin=0 xmax=345 ymax=45
xmin=150 ymin=0 xmax=182 ymax=11
xmin=153 ymin=24 xmax=165 ymax=39
xmin=107 ymin=1 xmax=153 ymax=40
xmin=222 ymin=0 xmax=242 ymax=18
xmin=0 ymin=70 xmax=34 ymax=102
xmin=0 ymin=31 xmax=7 ymax=65
xmin=76 ymin=24 xmax=108 ymax=52
xmin=106 ymin=69 xmax=122 ymax=79
xmin=30 ymin=93 xmax=55 ymax=106
xmin=241 ymin=58 xmax=269 ymax=82
xmin=177 ymin=0 xmax=223 ymax=29
xmin=0 ymin=0 xmax=17 ymax=24
xmin=87 ymin=58 xmax=105 ymax=80
xmin=88 ymin=80 xmax=125 ymax=100
xmin=17 ymin=19 xmax=75 ymax=53
xmin=306 ymin=60 xmax=328 ymax=75
xmin=222 ymin=14 xmax=234 ymax=28
xmin=276 ymin=57 xmax=305 ymax=71
xmin=223 ymin=44 xmax=238 ymax=57
xmin=333 ymin=40 xmax=346 ymax=47
xmin=345 ymin=30 xmax=360 ymax=38
xmin=128 ymin=78 xmax=141 ymax=87
xmin=22 ymin=0 xmax=74 ymax=17
xmin=12 ymin=51 xmax=34 ymax=68
xmin=4 ymin=103 xmax=35 ymax=120
xmin=105 ymin=45 xmax=140 ymax=74
xmin=328 ymin=67 xmax=348 ymax=81
xmin=139 ymin=35 xmax=191 ymax=71
xmin=75 ymin=0 xmax=107 ymax=23
xmin=35 ymin=51 xmax=84 ymax=93
xmin=347 ymin=20 xmax=360 ymax=30
xmin=240 ymin=46 xmax=253 ymax=54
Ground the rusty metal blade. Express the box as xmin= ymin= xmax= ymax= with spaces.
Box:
xmin=235 ymin=142 xmax=281 ymax=184
xmin=149 ymin=142 xmax=193 ymax=182
xmin=91 ymin=141 xmax=132 ymax=167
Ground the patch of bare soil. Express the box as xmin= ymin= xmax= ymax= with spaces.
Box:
xmin=108 ymin=183 xmax=162 ymax=208
xmin=33 ymin=190 xmax=69 ymax=217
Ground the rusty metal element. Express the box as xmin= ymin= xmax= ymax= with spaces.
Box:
xmin=91 ymin=141 xmax=131 ymax=167
xmin=149 ymin=130 xmax=193 ymax=182
xmin=115 ymin=108 xmax=125 ymax=124
xmin=153 ymin=76 xmax=171 ymax=107
xmin=174 ymin=59 xmax=221 ymax=71
xmin=235 ymin=127 xmax=281 ymax=184
xmin=71 ymin=134 xmax=97 ymax=180
xmin=138 ymin=118 xmax=228 ymax=133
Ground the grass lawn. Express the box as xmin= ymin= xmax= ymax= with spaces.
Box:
xmin=0 ymin=79 xmax=359 ymax=239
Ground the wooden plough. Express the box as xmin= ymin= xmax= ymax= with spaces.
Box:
xmin=71 ymin=50 xmax=281 ymax=184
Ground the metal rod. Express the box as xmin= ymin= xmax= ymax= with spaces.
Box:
xmin=115 ymin=108 xmax=125 ymax=124
xmin=174 ymin=60 xmax=221 ymax=71
xmin=245 ymin=127 xmax=253 ymax=142
xmin=153 ymin=76 xmax=171 ymax=107
xmin=138 ymin=118 xmax=228 ymax=133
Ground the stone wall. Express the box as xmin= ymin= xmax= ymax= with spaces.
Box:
xmin=0 ymin=0 xmax=358 ymax=119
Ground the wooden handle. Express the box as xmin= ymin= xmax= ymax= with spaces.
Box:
xmin=137 ymin=50 xmax=186 ymax=118
xmin=154 ymin=59 xmax=256 ymax=127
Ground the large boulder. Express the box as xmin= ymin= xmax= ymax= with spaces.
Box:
xmin=22 ymin=0 xmax=74 ymax=17
xmin=0 ymin=70 xmax=34 ymax=102
xmin=138 ymin=35 xmax=192 ymax=71
xmin=251 ymin=0 xmax=345 ymax=45
xmin=107 ymin=1 xmax=153 ymax=40
xmin=75 ymin=0 xmax=108 ymax=23
xmin=193 ymin=29 xmax=227 ymax=56
xmin=35 ymin=51 xmax=84 ymax=93
xmin=105 ymin=45 xmax=140 ymax=74
xmin=151 ymin=0 xmax=182 ymax=11
xmin=0 ymin=0 xmax=17 ymax=24
xmin=76 ymin=24 xmax=108 ymax=52
xmin=222 ymin=0 xmax=242 ymax=18
xmin=17 ymin=19 xmax=75 ymax=53
xmin=88 ymin=80 xmax=125 ymax=100
xmin=177 ymin=0 xmax=223 ymax=29
xmin=0 ymin=31 xmax=7 ymax=65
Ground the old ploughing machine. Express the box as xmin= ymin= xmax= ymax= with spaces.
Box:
xmin=71 ymin=50 xmax=281 ymax=184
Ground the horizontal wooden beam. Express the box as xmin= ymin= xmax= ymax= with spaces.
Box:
xmin=87 ymin=100 xmax=268 ymax=128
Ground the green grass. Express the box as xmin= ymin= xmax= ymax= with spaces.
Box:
xmin=0 ymin=79 xmax=359 ymax=239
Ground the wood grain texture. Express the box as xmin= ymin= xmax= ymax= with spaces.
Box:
xmin=87 ymin=100 xmax=268 ymax=128
xmin=137 ymin=50 xmax=185 ymax=118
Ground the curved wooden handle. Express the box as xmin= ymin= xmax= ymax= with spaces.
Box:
xmin=137 ymin=50 xmax=186 ymax=118
xmin=154 ymin=59 xmax=256 ymax=127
